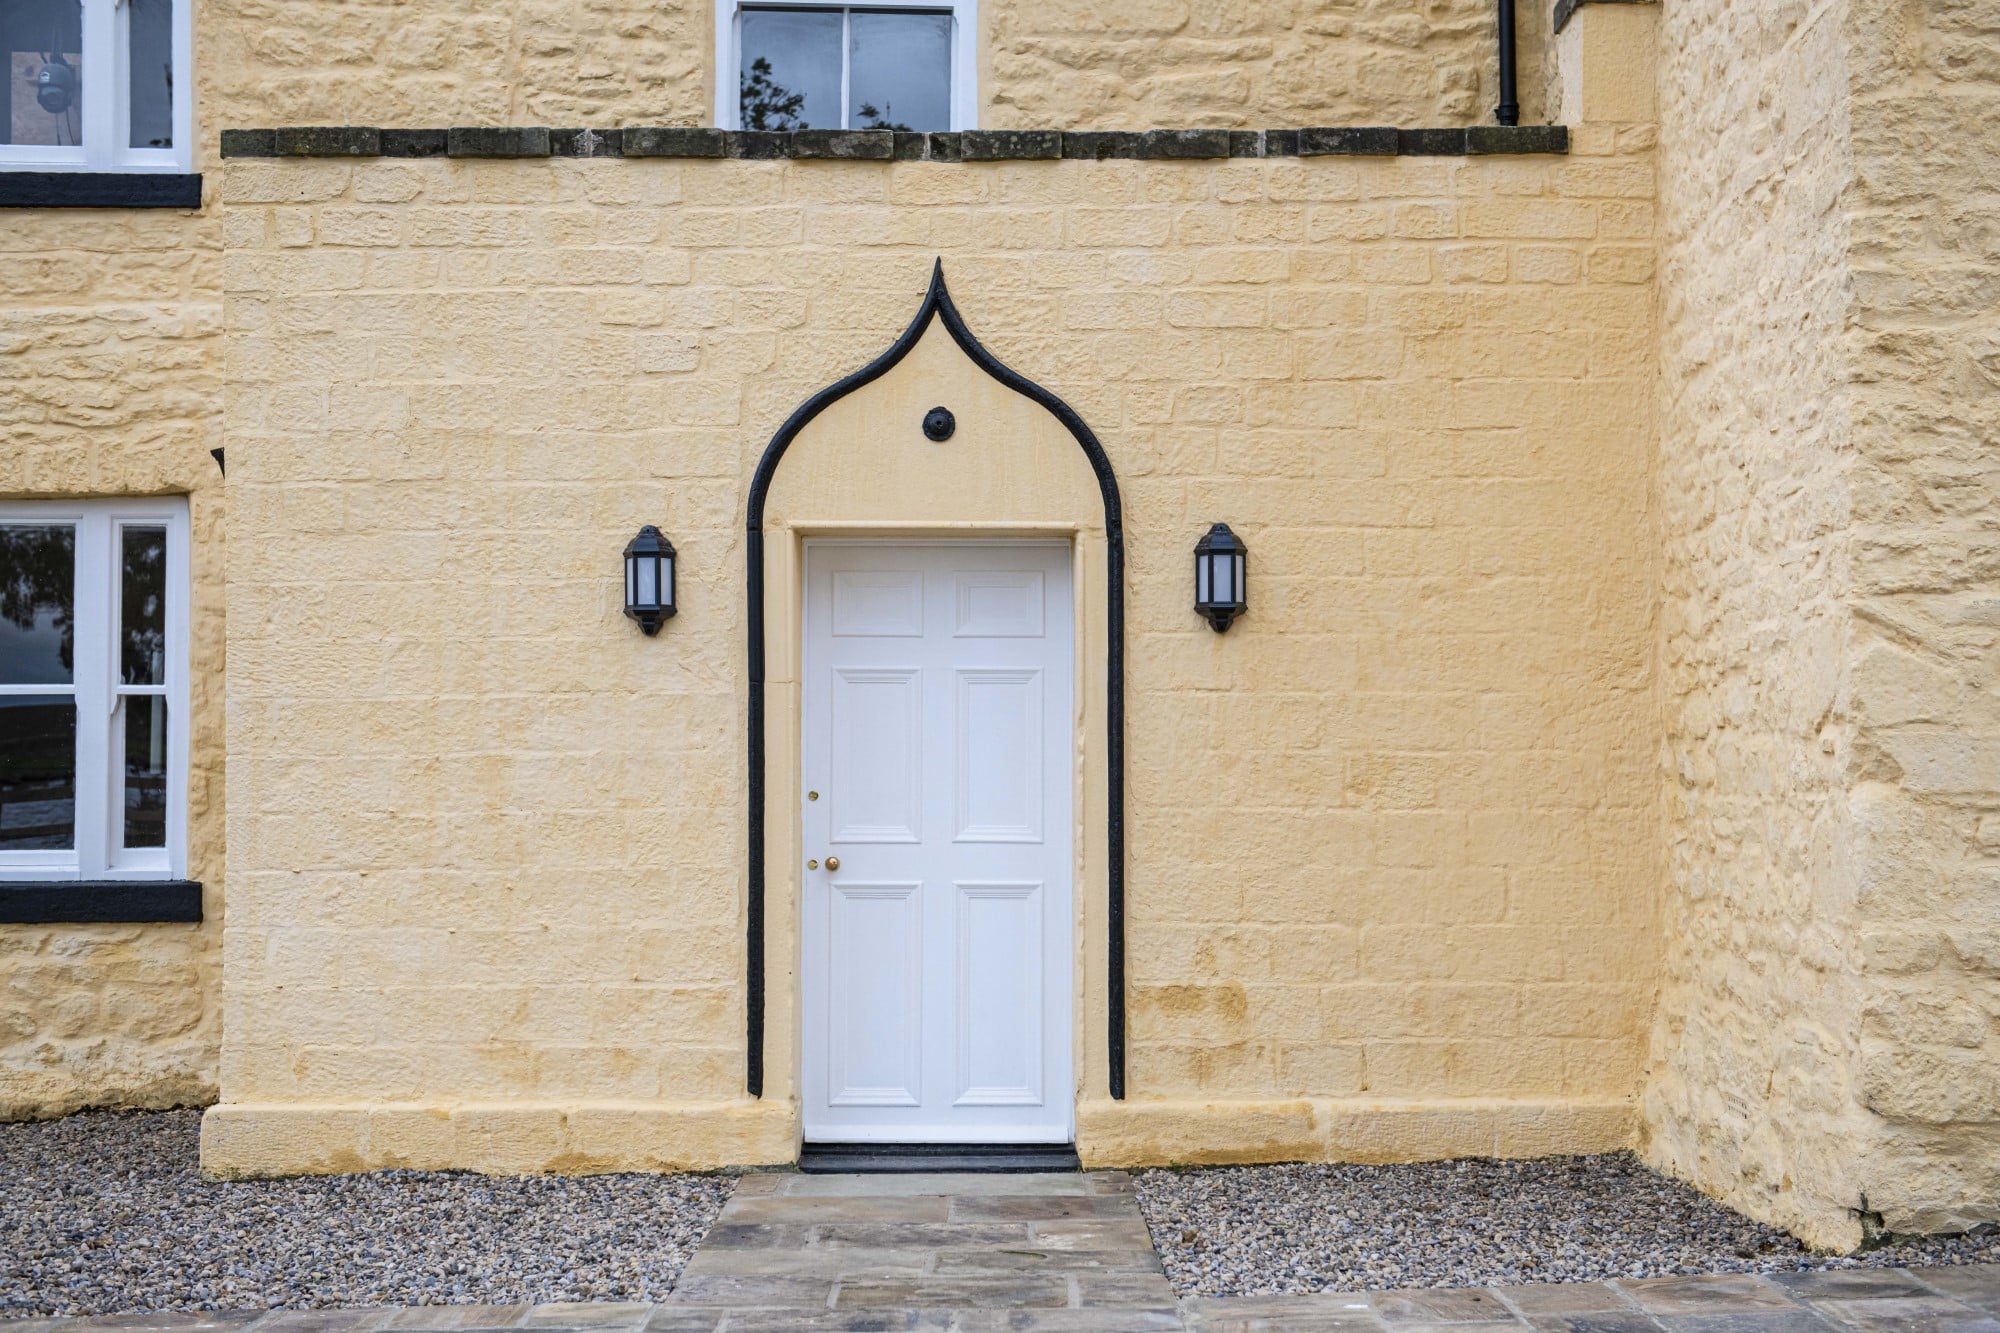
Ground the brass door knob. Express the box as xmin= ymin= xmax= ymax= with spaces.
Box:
xmin=824 ymin=856 xmax=840 ymax=871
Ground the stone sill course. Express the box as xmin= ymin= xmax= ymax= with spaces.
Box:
xmin=218 ymin=124 xmax=1568 ymax=162
xmin=0 ymin=879 xmax=202 ymax=923
xmin=0 ymin=171 xmax=202 ymax=208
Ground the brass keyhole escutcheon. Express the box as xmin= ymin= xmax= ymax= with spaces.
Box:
xmin=807 ymin=790 xmax=819 ymax=801
xmin=824 ymin=856 xmax=840 ymax=871
xmin=807 ymin=859 xmax=819 ymax=870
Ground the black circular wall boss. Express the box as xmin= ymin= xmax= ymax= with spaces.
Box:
xmin=923 ymin=406 xmax=956 ymax=441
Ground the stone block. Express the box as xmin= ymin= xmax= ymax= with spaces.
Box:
xmin=790 ymin=129 xmax=894 ymax=159
xmin=961 ymin=130 xmax=1062 ymax=161
xmin=725 ymin=130 xmax=792 ymax=159
xmin=1398 ymin=128 xmax=1468 ymax=155
xmin=275 ymin=127 xmax=381 ymax=156
xmin=549 ymin=128 xmax=623 ymax=157
xmin=380 ymin=129 xmax=448 ymax=158
xmin=1466 ymin=125 xmax=1570 ymax=154
xmin=623 ymin=127 xmax=727 ymax=158
xmin=1061 ymin=132 xmax=1140 ymax=160
xmin=447 ymin=127 xmax=551 ymax=158
xmin=1299 ymin=127 xmax=1399 ymax=155
xmin=1136 ymin=129 xmax=1232 ymax=159
xmin=220 ymin=129 xmax=276 ymax=158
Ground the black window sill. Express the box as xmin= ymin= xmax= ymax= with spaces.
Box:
xmin=0 ymin=880 xmax=203 ymax=923
xmin=0 ymin=172 xmax=201 ymax=208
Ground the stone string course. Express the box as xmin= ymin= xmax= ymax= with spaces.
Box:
xmin=218 ymin=125 xmax=1571 ymax=163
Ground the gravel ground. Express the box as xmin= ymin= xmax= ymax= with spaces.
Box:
xmin=1135 ymin=1153 xmax=2000 ymax=1298
xmin=0 ymin=1109 xmax=734 ymax=1318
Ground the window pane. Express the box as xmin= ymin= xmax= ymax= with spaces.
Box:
xmin=122 ymin=696 xmax=166 ymax=849
xmin=740 ymin=8 xmax=840 ymax=131
xmin=850 ymin=10 xmax=950 ymax=132
xmin=0 ymin=523 xmax=74 ymax=684
xmin=2 ymin=0 xmax=82 ymax=148
xmin=121 ymin=525 xmax=167 ymax=686
xmin=0 ymin=696 xmax=75 ymax=851
xmin=128 ymin=0 xmax=172 ymax=149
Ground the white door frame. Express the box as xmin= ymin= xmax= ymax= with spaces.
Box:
xmin=799 ymin=537 xmax=1077 ymax=1144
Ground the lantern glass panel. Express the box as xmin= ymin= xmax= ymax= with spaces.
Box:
xmin=636 ymin=555 xmax=658 ymax=607
xmin=1231 ymin=554 xmax=1244 ymax=603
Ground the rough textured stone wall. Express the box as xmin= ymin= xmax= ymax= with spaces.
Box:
xmin=0 ymin=210 xmax=225 ymax=1119
xmin=191 ymin=0 xmax=1542 ymax=133
xmin=988 ymin=0 xmax=1545 ymax=128
xmin=1646 ymin=0 xmax=2000 ymax=1249
xmin=1841 ymin=0 xmax=2000 ymax=1236
xmin=206 ymin=141 xmax=1656 ymax=1174
xmin=1644 ymin=0 xmax=1866 ymax=1248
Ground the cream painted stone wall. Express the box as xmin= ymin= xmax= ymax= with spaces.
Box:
xmin=205 ymin=141 xmax=1657 ymax=1174
xmin=1646 ymin=0 xmax=2000 ymax=1250
xmin=0 ymin=0 xmax=1550 ymax=1127
xmin=190 ymin=0 xmax=1543 ymax=133
xmin=0 ymin=208 xmax=225 ymax=1119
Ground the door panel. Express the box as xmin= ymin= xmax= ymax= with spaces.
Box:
xmin=833 ymin=569 xmax=925 ymax=637
xmin=827 ymin=882 xmax=924 ymax=1106
xmin=802 ymin=542 xmax=1074 ymax=1144
xmin=953 ymin=570 xmax=1045 ymax=637
xmin=955 ymin=881 xmax=1044 ymax=1106
xmin=954 ymin=668 xmax=1043 ymax=843
xmin=829 ymin=667 xmax=923 ymax=844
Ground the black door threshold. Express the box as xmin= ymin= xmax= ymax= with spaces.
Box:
xmin=799 ymin=1142 xmax=1081 ymax=1173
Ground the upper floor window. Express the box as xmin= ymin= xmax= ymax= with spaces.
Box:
xmin=1 ymin=0 xmax=191 ymax=172
xmin=0 ymin=499 xmax=189 ymax=882
xmin=716 ymin=0 xmax=975 ymax=132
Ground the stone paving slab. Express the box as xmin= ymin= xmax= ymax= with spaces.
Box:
xmin=13 ymin=1268 xmax=2000 ymax=1332
xmin=657 ymin=1169 xmax=1180 ymax=1324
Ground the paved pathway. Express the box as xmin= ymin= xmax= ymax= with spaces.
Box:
xmin=6 ymin=1171 xmax=1998 ymax=1331
xmin=659 ymin=1169 xmax=1178 ymax=1328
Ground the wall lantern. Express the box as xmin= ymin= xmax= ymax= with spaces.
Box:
xmin=623 ymin=525 xmax=677 ymax=635
xmin=1194 ymin=522 xmax=1248 ymax=633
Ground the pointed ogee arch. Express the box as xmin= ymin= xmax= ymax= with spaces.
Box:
xmin=744 ymin=261 xmax=1128 ymax=1102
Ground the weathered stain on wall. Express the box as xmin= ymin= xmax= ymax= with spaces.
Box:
xmin=0 ymin=210 xmax=225 ymax=1119
xmin=192 ymin=0 xmax=1542 ymax=133
xmin=1645 ymin=0 xmax=2000 ymax=1250
xmin=204 ymin=142 xmax=1657 ymax=1174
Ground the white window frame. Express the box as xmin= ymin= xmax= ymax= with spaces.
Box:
xmin=0 ymin=498 xmax=190 ymax=882
xmin=715 ymin=0 xmax=976 ymax=132
xmin=0 ymin=0 xmax=194 ymax=173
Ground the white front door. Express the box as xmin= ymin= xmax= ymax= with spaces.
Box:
xmin=801 ymin=542 xmax=1075 ymax=1143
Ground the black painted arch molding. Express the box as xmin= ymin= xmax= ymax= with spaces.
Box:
xmin=745 ymin=259 xmax=1128 ymax=1100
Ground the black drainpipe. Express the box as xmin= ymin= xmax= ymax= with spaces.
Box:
xmin=1495 ymin=0 xmax=1520 ymax=124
